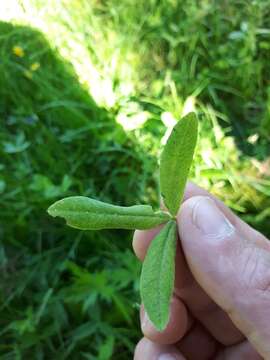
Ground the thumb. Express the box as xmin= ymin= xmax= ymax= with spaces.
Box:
xmin=178 ymin=196 xmax=270 ymax=358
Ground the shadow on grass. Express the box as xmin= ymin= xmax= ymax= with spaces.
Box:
xmin=0 ymin=21 xmax=149 ymax=358
xmin=212 ymin=94 xmax=270 ymax=161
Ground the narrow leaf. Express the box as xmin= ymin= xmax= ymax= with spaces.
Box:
xmin=48 ymin=196 xmax=170 ymax=230
xmin=160 ymin=112 xmax=198 ymax=216
xmin=140 ymin=220 xmax=177 ymax=331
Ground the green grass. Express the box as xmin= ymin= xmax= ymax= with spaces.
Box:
xmin=1 ymin=1 xmax=270 ymax=358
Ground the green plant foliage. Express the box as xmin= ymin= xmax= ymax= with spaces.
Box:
xmin=140 ymin=220 xmax=177 ymax=331
xmin=48 ymin=113 xmax=197 ymax=332
xmin=48 ymin=197 xmax=170 ymax=230
xmin=1 ymin=0 xmax=270 ymax=358
xmin=160 ymin=113 xmax=198 ymax=216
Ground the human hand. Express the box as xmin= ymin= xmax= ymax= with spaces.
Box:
xmin=133 ymin=182 xmax=270 ymax=359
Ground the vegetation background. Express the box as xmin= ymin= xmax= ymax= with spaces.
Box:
xmin=0 ymin=0 xmax=270 ymax=358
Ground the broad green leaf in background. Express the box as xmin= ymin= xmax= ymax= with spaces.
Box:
xmin=140 ymin=220 xmax=177 ymax=331
xmin=160 ymin=112 xmax=198 ymax=216
xmin=48 ymin=196 xmax=170 ymax=230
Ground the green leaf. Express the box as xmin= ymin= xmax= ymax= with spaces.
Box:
xmin=47 ymin=196 xmax=170 ymax=230
xmin=97 ymin=336 xmax=114 ymax=360
xmin=140 ymin=220 xmax=177 ymax=331
xmin=160 ymin=112 xmax=198 ymax=216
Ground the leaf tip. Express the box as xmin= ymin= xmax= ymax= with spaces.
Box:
xmin=47 ymin=200 xmax=61 ymax=218
xmin=152 ymin=314 xmax=169 ymax=332
xmin=47 ymin=203 xmax=55 ymax=217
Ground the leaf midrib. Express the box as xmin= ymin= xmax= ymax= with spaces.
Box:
xmin=170 ymin=120 xmax=189 ymax=186
xmin=51 ymin=209 xmax=169 ymax=220
xmin=156 ymin=221 xmax=173 ymax=325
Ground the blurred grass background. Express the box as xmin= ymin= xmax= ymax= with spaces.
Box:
xmin=0 ymin=0 xmax=270 ymax=358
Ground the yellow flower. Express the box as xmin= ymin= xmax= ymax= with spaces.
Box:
xmin=30 ymin=62 xmax=40 ymax=71
xmin=13 ymin=46 xmax=25 ymax=58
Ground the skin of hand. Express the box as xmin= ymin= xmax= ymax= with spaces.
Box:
xmin=133 ymin=182 xmax=270 ymax=360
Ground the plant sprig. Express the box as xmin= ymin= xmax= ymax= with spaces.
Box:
xmin=48 ymin=112 xmax=198 ymax=331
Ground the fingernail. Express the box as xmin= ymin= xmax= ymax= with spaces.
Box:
xmin=158 ymin=354 xmax=177 ymax=360
xmin=142 ymin=310 xmax=148 ymax=330
xmin=142 ymin=311 xmax=153 ymax=332
xmin=192 ymin=197 xmax=235 ymax=239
